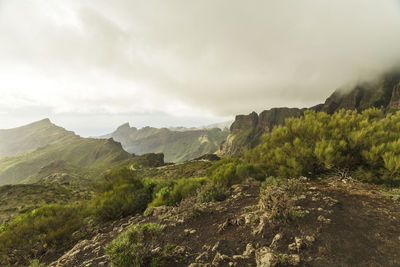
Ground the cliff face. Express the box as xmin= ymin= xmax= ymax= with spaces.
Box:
xmin=319 ymin=72 xmax=400 ymax=114
xmin=218 ymin=108 xmax=304 ymax=155
xmin=219 ymin=71 xmax=400 ymax=156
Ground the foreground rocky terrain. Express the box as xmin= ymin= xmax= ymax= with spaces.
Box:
xmin=50 ymin=177 xmax=400 ymax=266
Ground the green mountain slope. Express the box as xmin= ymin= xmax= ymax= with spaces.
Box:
xmin=0 ymin=119 xmax=75 ymax=157
xmin=101 ymin=124 xmax=229 ymax=162
xmin=0 ymin=134 xmax=133 ymax=186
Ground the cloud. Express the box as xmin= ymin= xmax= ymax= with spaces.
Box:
xmin=1 ymin=0 xmax=400 ymax=125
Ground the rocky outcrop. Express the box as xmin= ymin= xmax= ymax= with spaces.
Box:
xmin=220 ymin=71 xmax=400 ymax=155
xmin=218 ymin=108 xmax=304 ymax=155
xmin=389 ymin=82 xmax=400 ymax=111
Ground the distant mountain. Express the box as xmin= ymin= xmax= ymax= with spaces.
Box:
xmin=0 ymin=119 xmax=137 ymax=185
xmin=100 ymin=124 xmax=229 ymax=162
xmin=0 ymin=135 xmax=133 ymax=185
xmin=219 ymin=71 xmax=400 ymax=155
xmin=0 ymin=119 xmax=75 ymax=157
xmin=168 ymin=120 xmax=232 ymax=132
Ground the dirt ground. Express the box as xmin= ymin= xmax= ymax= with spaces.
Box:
xmin=49 ymin=178 xmax=400 ymax=267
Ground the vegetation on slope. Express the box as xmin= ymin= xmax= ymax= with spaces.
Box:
xmin=0 ymin=183 xmax=91 ymax=224
xmin=0 ymin=159 xmax=208 ymax=265
xmin=2 ymin=108 xmax=400 ymax=265
xmin=245 ymin=108 xmax=400 ymax=185
xmin=0 ymin=137 xmax=132 ymax=185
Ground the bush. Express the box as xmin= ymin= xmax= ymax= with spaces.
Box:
xmin=208 ymin=158 xmax=266 ymax=187
xmin=197 ymin=182 xmax=226 ymax=202
xmin=246 ymin=108 xmax=400 ymax=185
xmin=0 ymin=204 xmax=86 ymax=265
xmin=106 ymin=223 xmax=170 ymax=267
xmin=259 ymin=177 xmax=304 ymax=223
xmin=92 ymin=184 xmax=152 ymax=222
xmin=148 ymin=177 xmax=206 ymax=207
xmin=90 ymin=167 xmax=154 ymax=222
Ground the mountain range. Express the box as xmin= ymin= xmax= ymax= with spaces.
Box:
xmin=100 ymin=123 xmax=229 ymax=162
xmin=0 ymin=120 xmax=133 ymax=186
xmin=1 ymin=70 xmax=400 ymax=266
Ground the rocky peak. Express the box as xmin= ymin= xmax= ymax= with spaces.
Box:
xmin=115 ymin=123 xmax=136 ymax=133
xmin=230 ymin=111 xmax=258 ymax=134
xmin=258 ymin=108 xmax=304 ymax=133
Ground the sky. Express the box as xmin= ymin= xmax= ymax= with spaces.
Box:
xmin=1 ymin=0 xmax=400 ymax=136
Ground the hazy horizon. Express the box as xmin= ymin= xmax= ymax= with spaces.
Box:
xmin=2 ymin=0 xmax=400 ymax=135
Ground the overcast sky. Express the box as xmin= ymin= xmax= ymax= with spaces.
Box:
xmin=1 ymin=1 xmax=400 ymax=136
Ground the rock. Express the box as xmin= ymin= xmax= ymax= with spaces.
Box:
xmin=288 ymin=254 xmax=301 ymax=266
xmin=243 ymin=243 xmax=255 ymax=257
xmin=218 ymin=219 xmax=233 ymax=233
xmin=212 ymin=241 xmax=220 ymax=252
xmin=233 ymin=255 xmax=246 ymax=260
xmin=255 ymin=247 xmax=277 ymax=267
xmin=270 ymin=233 xmax=282 ymax=248
xmin=295 ymin=237 xmax=304 ymax=250
xmin=212 ymin=252 xmax=230 ymax=266
xmin=298 ymin=194 xmax=307 ymax=200
xmin=151 ymin=247 xmax=162 ymax=254
xmin=245 ymin=213 xmax=256 ymax=225
xmin=317 ymin=208 xmax=323 ymax=211
xmin=317 ymin=215 xmax=331 ymax=224
xmin=252 ymin=215 xmax=268 ymax=237
xmin=151 ymin=205 xmax=170 ymax=216
xmin=288 ymin=242 xmax=297 ymax=251
xmin=196 ymin=251 xmax=209 ymax=262
xmin=202 ymin=245 xmax=211 ymax=251
xmin=174 ymin=246 xmax=186 ymax=254
xmin=184 ymin=228 xmax=197 ymax=235
xmin=188 ymin=264 xmax=210 ymax=267
xmin=305 ymin=235 xmax=315 ymax=244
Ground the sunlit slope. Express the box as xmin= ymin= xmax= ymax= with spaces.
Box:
xmin=0 ymin=136 xmax=132 ymax=185
xmin=0 ymin=119 xmax=75 ymax=157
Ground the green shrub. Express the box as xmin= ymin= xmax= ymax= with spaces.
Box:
xmin=208 ymin=158 xmax=266 ymax=187
xmin=246 ymin=108 xmax=400 ymax=185
xmin=29 ymin=259 xmax=46 ymax=267
xmin=197 ymin=182 xmax=226 ymax=202
xmin=148 ymin=177 xmax=206 ymax=207
xmin=106 ymin=223 xmax=167 ymax=267
xmin=90 ymin=167 xmax=154 ymax=222
xmin=0 ymin=204 xmax=86 ymax=265
xmin=92 ymin=184 xmax=152 ymax=222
